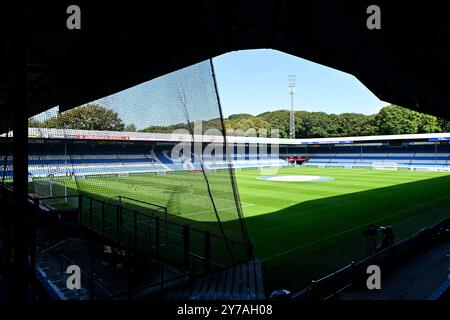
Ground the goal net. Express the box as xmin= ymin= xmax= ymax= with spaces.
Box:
xmin=34 ymin=177 xmax=76 ymax=207
xmin=28 ymin=59 xmax=252 ymax=269
xmin=118 ymin=172 xmax=130 ymax=178
xmin=372 ymin=162 xmax=398 ymax=170
xmin=410 ymin=166 xmax=439 ymax=172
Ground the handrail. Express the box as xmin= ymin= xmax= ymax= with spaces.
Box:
xmin=106 ymin=269 xmax=190 ymax=300
xmin=40 ymin=239 xmax=68 ymax=255
xmin=322 ymin=283 xmax=352 ymax=301
xmin=117 ymin=195 xmax=167 ymax=211
xmin=83 ymin=194 xmax=248 ymax=249
xmin=37 ymin=194 xmax=79 ymax=201
xmin=291 ymin=216 xmax=450 ymax=300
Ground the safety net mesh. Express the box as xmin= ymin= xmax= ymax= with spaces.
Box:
xmin=0 ymin=108 xmax=13 ymax=188
xmin=25 ymin=59 xmax=251 ymax=271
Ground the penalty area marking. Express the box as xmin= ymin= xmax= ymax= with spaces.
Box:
xmin=258 ymin=175 xmax=334 ymax=182
xmin=180 ymin=202 xmax=255 ymax=218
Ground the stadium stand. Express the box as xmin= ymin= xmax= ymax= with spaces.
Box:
xmin=21 ymin=130 xmax=450 ymax=179
xmin=300 ymin=146 xmax=450 ymax=170
xmin=24 ymin=133 xmax=290 ymax=179
xmin=290 ymin=142 xmax=450 ymax=171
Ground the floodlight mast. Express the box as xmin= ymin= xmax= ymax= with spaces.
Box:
xmin=288 ymin=74 xmax=296 ymax=139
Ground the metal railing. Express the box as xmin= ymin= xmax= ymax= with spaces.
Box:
xmin=36 ymin=193 xmax=251 ymax=276
xmin=36 ymin=233 xmax=189 ymax=300
xmin=292 ymin=216 xmax=450 ymax=300
xmin=59 ymin=253 xmax=113 ymax=300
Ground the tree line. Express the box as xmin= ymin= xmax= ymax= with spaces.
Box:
xmin=29 ymin=103 xmax=450 ymax=138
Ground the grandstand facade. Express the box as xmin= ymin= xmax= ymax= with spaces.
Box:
xmin=20 ymin=129 xmax=450 ymax=180
xmin=4 ymin=128 xmax=448 ymax=301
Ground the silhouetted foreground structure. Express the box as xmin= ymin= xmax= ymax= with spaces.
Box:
xmin=2 ymin=2 xmax=450 ymax=302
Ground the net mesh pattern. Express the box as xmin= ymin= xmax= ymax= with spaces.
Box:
xmin=23 ymin=59 xmax=251 ymax=268
xmin=0 ymin=109 xmax=12 ymax=186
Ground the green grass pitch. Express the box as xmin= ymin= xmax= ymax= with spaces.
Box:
xmin=31 ymin=166 xmax=450 ymax=292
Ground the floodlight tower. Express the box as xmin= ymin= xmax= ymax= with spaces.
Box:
xmin=288 ymin=74 xmax=296 ymax=139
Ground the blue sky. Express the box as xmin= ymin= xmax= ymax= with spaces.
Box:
xmin=34 ymin=49 xmax=390 ymax=128
xmin=213 ymin=49 xmax=389 ymax=117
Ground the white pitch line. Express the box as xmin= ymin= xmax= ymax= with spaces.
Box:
xmin=261 ymin=192 xmax=450 ymax=263
xmin=181 ymin=202 xmax=255 ymax=217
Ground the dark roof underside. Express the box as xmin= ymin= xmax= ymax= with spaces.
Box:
xmin=1 ymin=1 xmax=450 ymax=129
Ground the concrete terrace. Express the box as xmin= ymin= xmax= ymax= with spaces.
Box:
xmin=341 ymin=240 xmax=450 ymax=300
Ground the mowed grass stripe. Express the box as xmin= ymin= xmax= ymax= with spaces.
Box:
xmin=260 ymin=192 xmax=450 ymax=263
xmin=234 ymin=166 xmax=450 ymax=290
xmin=57 ymin=166 xmax=450 ymax=291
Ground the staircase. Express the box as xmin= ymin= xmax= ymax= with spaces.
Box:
xmin=445 ymin=153 xmax=450 ymax=167
xmin=162 ymin=258 xmax=265 ymax=300
xmin=328 ymin=153 xmax=338 ymax=164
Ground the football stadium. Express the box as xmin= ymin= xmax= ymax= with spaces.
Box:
xmin=1 ymin=2 xmax=450 ymax=307
xmin=9 ymin=126 xmax=450 ymax=299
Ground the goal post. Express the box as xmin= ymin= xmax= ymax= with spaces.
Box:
xmin=409 ymin=166 xmax=439 ymax=172
xmin=118 ymin=172 xmax=130 ymax=178
xmin=372 ymin=162 xmax=398 ymax=170
xmin=33 ymin=176 xmax=73 ymax=207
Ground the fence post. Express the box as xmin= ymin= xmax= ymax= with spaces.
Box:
xmin=59 ymin=253 xmax=64 ymax=274
xmin=89 ymin=240 xmax=94 ymax=300
xmin=101 ymin=202 xmax=105 ymax=236
xmin=30 ymin=199 xmax=39 ymax=291
xmin=350 ymin=261 xmax=356 ymax=288
xmin=183 ymin=225 xmax=190 ymax=270
xmin=160 ymin=261 xmax=165 ymax=291
xmin=119 ymin=205 xmax=123 ymax=241
xmin=89 ymin=198 xmax=93 ymax=230
xmin=311 ymin=280 xmax=318 ymax=300
xmin=165 ymin=207 xmax=168 ymax=246
xmin=78 ymin=194 xmax=83 ymax=223
xmin=116 ymin=205 xmax=121 ymax=242
xmin=155 ymin=217 xmax=160 ymax=258
xmin=204 ymin=231 xmax=211 ymax=273
xmin=127 ymin=250 xmax=133 ymax=300
xmin=247 ymin=242 xmax=254 ymax=259
xmin=306 ymin=286 xmax=312 ymax=300
xmin=134 ymin=211 xmax=138 ymax=251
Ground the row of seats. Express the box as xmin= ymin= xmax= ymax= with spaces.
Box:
xmin=302 ymin=151 xmax=450 ymax=168
xmin=5 ymin=142 xmax=450 ymax=178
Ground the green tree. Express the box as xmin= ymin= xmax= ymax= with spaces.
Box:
xmin=258 ymin=110 xmax=290 ymax=138
xmin=28 ymin=118 xmax=42 ymax=128
xmin=226 ymin=117 xmax=271 ymax=136
xmin=140 ymin=125 xmax=173 ymax=133
xmin=42 ymin=104 xmax=125 ymax=131
xmin=136 ymin=104 xmax=445 ymax=138
xmin=124 ymin=123 xmax=137 ymax=132
xmin=140 ymin=118 xmax=223 ymax=135
xmin=359 ymin=115 xmax=379 ymax=136
xmin=438 ymin=117 xmax=450 ymax=132
xmin=375 ymin=105 xmax=441 ymax=135
xmin=228 ymin=113 xmax=254 ymax=120
xmin=417 ymin=113 xmax=441 ymax=133
xmin=336 ymin=113 xmax=377 ymax=136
